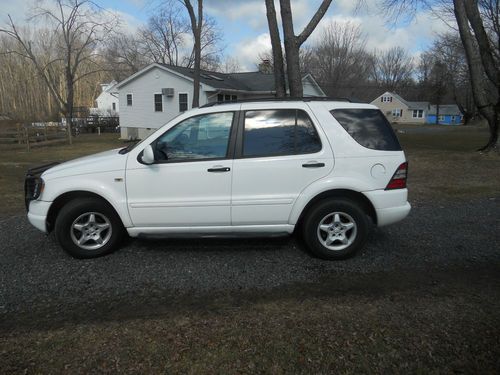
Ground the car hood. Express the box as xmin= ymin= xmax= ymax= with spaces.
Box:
xmin=42 ymin=148 xmax=127 ymax=180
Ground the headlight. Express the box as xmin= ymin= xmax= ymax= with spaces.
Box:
xmin=32 ymin=177 xmax=45 ymax=199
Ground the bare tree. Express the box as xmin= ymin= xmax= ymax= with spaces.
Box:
xmin=265 ymin=0 xmax=286 ymax=97
xmin=371 ymin=47 xmax=414 ymax=91
xmin=382 ymin=0 xmax=499 ymax=152
xmin=182 ymin=0 xmax=203 ymax=108
xmin=0 ymin=0 xmax=118 ymax=144
xmin=263 ymin=0 xmax=333 ymax=97
xmin=308 ymin=21 xmax=373 ymax=97
xmin=104 ymin=33 xmax=149 ymax=80
xmin=139 ymin=5 xmax=190 ymax=66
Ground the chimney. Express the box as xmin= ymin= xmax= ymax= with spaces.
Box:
xmin=258 ymin=59 xmax=273 ymax=74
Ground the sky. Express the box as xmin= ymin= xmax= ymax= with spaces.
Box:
xmin=1 ymin=0 xmax=452 ymax=71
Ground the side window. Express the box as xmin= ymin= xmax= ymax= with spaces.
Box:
xmin=243 ymin=109 xmax=321 ymax=158
xmin=330 ymin=108 xmax=402 ymax=151
xmin=126 ymin=94 xmax=133 ymax=106
xmin=155 ymin=112 xmax=234 ymax=162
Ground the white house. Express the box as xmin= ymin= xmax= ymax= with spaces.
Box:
xmin=91 ymin=81 xmax=119 ymax=116
xmin=116 ymin=63 xmax=326 ymax=139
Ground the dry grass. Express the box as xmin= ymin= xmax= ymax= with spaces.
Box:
xmin=0 ymin=133 xmax=124 ymax=214
xmin=1 ymin=269 xmax=499 ymax=374
xmin=394 ymin=123 xmax=500 ymax=202
xmin=1 ymin=125 xmax=499 ymax=373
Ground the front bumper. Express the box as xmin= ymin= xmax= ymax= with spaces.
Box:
xmin=27 ymin=200 xmax=51 ymax=233
xmin=363 ymin=189 xmax=411 ymax=227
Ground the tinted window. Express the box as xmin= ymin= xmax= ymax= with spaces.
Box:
xmin=330 ymin=109 xmax=401 ymax=151
xmin=155 ymin=112 xmax=233 ymax=161
xmin=243 ymin=109 xmax=321 ymax=157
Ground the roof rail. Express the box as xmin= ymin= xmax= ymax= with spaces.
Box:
xmin=200 ymin=96 xmax=357 ymax=108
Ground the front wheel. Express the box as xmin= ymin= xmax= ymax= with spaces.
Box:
xmin=302 ymin=198 xmax=369 ymax=260
xmin=54 ymin=198 xmax=125 ymax=259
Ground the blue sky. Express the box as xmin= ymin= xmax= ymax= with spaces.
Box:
xmin=3 ymin=0 xmax=451 ymax=71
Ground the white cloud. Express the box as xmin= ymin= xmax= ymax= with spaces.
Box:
xmin=232 ymin=33 xmax=271 ymax=71
xmin=309 ymin=7 xmax=452 ymax=54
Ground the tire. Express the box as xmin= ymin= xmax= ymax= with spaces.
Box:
xmin=54 ymin=197 xmax=125 ymax=259
xmin=302 ymin=198 xmax=369 ymax=260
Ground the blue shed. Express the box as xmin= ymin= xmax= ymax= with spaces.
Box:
xmin=426 ymin=105 xmax=463 ymax=125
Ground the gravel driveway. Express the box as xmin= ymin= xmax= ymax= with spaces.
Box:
xmin=1 ymin=197 xmax=499 ymax=326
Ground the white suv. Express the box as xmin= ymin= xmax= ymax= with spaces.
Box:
xmin=25 ymin=99 xmax=410 ymax=260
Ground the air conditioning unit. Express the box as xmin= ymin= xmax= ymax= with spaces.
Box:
xmin=162 ymin=88 xmax=174 ymax=97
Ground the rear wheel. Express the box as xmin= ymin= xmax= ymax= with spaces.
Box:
xmin=55 ymin=198 xmax=125 ymax=259
xmin=302 ymin=198 xmax=369 ymax=260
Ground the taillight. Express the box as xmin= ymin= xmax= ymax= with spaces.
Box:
xmin=385 ymin=162 xmax=408 ymax=190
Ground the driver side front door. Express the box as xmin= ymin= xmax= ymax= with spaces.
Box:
xmin=126 ymin=111 xmax=236 ymax=227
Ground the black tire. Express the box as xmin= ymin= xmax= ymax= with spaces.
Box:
xmin=302 ymin=198 xmax=369 ymax=260
xmin=54 ymin=197 xmax=125 ymax=259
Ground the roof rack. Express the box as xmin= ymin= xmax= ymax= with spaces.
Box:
xmin=200 ymin=96 xmax=357 ymax=108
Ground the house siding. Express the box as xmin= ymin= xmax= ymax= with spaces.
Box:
xmin=426 ymin=114 xmax=463 ymax=125
xmin=370 ymin=92 xmax=427 ymax=123
xmin=118 ymin=66 xmax=210 ymax=138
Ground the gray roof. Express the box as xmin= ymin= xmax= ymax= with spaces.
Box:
xmin=428 ymin=104 xmax=462 ymax=116
xmin=161 ymin=64 xmax=278 ymax=92
xmin=406 ymin=101 xmax=429 ymax=110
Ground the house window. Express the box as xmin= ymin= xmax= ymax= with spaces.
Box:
xmin=392 ymin=109 xmax=402 ymax=117
xmin=412 ymin=109 xmax=423 ymax=118
xmin=381 ymin=96 xmax=393 ymax=103
xmin=126 ymin=94 xmax=133 ymax=106
xmin=217 ymin=94 xmax=237 ymax=103
xmin=154 ymin=94 xmax=163 ymax=112
xmin=451 ymin=115 xmax=456 ymax=123
xmin=112 ymin=102 xmax=116 ymax=111
xmin=179 ymin=93 xmax=188 ymax=112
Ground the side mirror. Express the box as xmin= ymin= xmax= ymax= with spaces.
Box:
xmin=141 ymin=145 xmax=155 ymax=165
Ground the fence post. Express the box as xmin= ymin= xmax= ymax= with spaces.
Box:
xmin=17 ymin=123 xmax=21 ymax=144
xmin=25 ymin=126 xmax=30 ymax=152
xmin=98 ymin=126 xmax=101 ymax=135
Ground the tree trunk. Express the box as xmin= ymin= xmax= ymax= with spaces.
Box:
xmin=279 ymin=0 xmax=302 ymax=97
xmin=265 ymin=0 xmax=286 ymax=97
xmin=184 ymin=0 xmax=202 ymax=108
xmin=66 ymin=68 xmax=73 ymax=145
xmin=435 ymin=103 xmax=440 ymax=125
xmin=453 ymin=0 xmax=499 ymax=152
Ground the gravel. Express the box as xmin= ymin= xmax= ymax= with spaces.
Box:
xmin=0 ymin=197 xmax=499 ymax=320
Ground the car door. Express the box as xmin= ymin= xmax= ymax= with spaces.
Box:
xmin=126 ymin=111 xmax=237 ymax=227
xmin=231 ymin=103 xmax=334 ymax=225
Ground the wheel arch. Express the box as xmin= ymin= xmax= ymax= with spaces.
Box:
xmin=294 ymin=189 xmax=377 ymax=230
xmin=46 ymin=191 xmax=124 ymax=233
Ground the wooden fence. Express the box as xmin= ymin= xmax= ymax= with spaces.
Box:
xmin=0 ymin=116 xmax=119 ymax=150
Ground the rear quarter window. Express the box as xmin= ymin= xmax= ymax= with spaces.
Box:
xmin=330 ymin=108 xmax=402 ymax=151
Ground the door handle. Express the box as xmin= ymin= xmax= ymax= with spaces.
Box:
xmin=302 ymin=162 xmax=325 ymax=168
xmin=207 ymin=167 xmax=230 ymax=172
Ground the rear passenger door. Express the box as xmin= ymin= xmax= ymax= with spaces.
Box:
xmin=231 ymin=103 xmax=334 ymax=225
